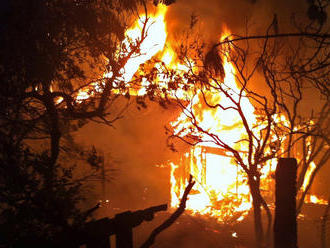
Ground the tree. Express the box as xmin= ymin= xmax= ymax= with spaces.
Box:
xmin=0 ymin=0 xmax=159 ymax=245
xmin=0 ymin=132 xmax=104 ymax=246
xmin=240 ymin=0 xmax=330 ymax=215
xmin=0 ymin=0 xmax=144 ymax=164
xmin=259 ymin=27 xmax=330 ymax=215
xmin=136 ymin=1 xmax=329 ymax=247
xmin=168 ymin=37 xmax=277 ymax=248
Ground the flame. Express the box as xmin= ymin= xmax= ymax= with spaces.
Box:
xmin=121 ymin=5 xmax=167 ymax=85
xmin=75 ymin=5 xmax=168 ymax=100
xmin=301 ymin=161 xmax=316 ymax=192
xmin=72 ymin=5 xmax=328 ymax=222
xmin=300 ymin=161 xmax=328 ymax=205
xmin=169 ymin=52 xmax=257 ymax=222
xmin=170 ymin=146 xmax=254 ymax=222
xmin=168 ymin=32 xmax=327 ymax=221
xmin=305 ymin=194 xmax=328 ymax=205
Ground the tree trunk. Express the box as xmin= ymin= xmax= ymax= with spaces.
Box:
xmin=249 ymin=176 xmax=265 ymax=248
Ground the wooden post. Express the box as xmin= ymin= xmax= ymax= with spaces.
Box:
xmin=114 ymin=211 xmax=134 ymax=248
xmin=116 ymin=227 xmax=133 ymax=248
xmin=86 ymin=237 xmax=110 ymax=248
xmin=274 ymin=158 xmax=298 ymax=248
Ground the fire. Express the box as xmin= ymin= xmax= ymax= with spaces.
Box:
xmin=121 ymin=5 xmax=167 ymax=85
xmin=169 ymin=52 xmax=257 ymax=222
xmin=300 ymin=161 xmax=328 ymax=205
xmin=167 ymin=32 xmax=327 ymax=221
xmin=96 ymin=7 xmax=258 ymax=222
xmin=170 ymin=146 xmax=254 ymax=222
xmin=301 ymin=161 xmax=316 ymax=192
xmin=72 ymin=5 xmax=270 ymax=222
xmin=73 ymin=4 xmax=328 ymax=222
xmin=305 ymin=194 xmax=328 ymax=205
xmin=76 ymin=5 xmax=168 ymax=100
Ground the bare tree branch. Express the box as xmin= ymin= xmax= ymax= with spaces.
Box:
xmin=140 ymin=175 xmax=195 ymax=248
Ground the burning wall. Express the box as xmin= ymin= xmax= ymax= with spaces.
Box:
xmin=170 ymin=146 xmax=253 ymax=223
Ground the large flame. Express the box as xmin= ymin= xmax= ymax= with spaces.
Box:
xmin=122 ymin=5 xmax=167 ymax=84
xmin=74 ymin=5 xmax=327 ymax=220
xmin=169 ymin=51 xmax=257 ymax=222
xmin=75 ymin=6 xmax=168 ymax=101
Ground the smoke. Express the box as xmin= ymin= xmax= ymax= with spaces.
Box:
xmin=76 ymin=98 xmax=182 ymax=213
xmin=159 ymin=0 xmax=318 ymax=114
xmin=164 ymin=0 xmax=309 ymax=43
xmin=135 ymin=213 xmax=245 ymax=248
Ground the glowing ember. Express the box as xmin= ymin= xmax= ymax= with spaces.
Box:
xmin=305 ymin=194 xmax=328 ymax=205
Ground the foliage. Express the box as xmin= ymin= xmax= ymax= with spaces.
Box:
xmin=0 ymin=134 xmax=83 ymax=245
xmin=0 ymin=0 xmax=146 ymax=245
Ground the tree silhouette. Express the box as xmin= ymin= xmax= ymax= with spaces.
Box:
xmin=136 ymin=1 xmax=329 ymax=247
xmin=0 ymin=0 xmax=158 ymax=246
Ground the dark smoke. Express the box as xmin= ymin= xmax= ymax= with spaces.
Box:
xmin=164 ymin=0 xmax=309 ymax=43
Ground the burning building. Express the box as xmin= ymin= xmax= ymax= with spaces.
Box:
xmin=2 ymin=0 xmax=329 ymax=247
xmin=74 ymin=2 xmax=328 ymax=220
xmin=74 ymin=2 xmax=329 ymax=247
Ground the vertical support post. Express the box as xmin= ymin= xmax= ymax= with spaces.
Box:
xmin=86 ymin=237 xmax=111 ymax=248
xmin=274 ymin=158 xmax=298 ymax=248
xmin=116 ymin=228 xmax=133 ymax=248
xmin=115 ymin=212 xmax=134 ymax=248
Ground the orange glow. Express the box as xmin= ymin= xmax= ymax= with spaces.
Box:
xmin=73 ymin=5 xmax=328 ymax=222
xmin=122 ymin=5 xmax=167 ymax=85
xmin=305 ymin=194 xmax=328 ymax=205
xmin=76 ymin=5 xmax=168 ymax=100
xmin=300 ymin=160 xmax=328 ymax=205
xmin=170 ymin=146 xmax=254 ymax=222
xmin=169 ymin=50 xmax=257 ymax=222
xmin=301 ymin=161 xmax=316 ymax=192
